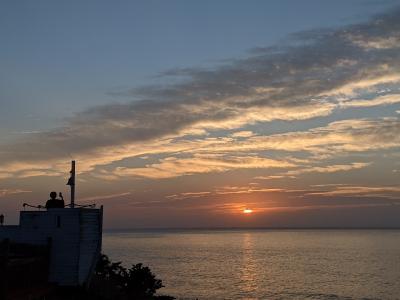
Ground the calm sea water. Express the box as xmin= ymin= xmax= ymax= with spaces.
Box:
xmin=102 ymin=229 xmax=400 ymax=300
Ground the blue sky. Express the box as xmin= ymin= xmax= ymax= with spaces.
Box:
xmin=1 ymin=0 xmax=394 ymax=138
xmin=0 ymin=1 xmax=399 ymax=228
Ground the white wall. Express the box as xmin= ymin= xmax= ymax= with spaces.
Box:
xmin=0 ymin=207 xmax=103 ymax=286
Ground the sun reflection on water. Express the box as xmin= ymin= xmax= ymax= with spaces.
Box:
xmin=239 ymin=233 xmax=258 ymax=298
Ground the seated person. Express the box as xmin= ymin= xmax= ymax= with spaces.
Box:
xmin=45 ymin=191 xmax=65 ymax=209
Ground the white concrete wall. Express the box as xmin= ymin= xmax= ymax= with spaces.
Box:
xmin=0 ymin=207 xmax=102 ymax=286
xmin=78 ymin=208 xmax=103 ymax=285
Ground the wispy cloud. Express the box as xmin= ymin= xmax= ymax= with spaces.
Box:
xmin=1 ymin=116 xmax=398 ymax=180
xmin=0 ymin=8 xmax=399 ymax=178
xmin=113 ymin=155 xmax=295 ymax=179
xmin=212 ymin=202 xmax=398 ymax=215
xmin=230 ymin=131 xmax=255 ymax=138
xmin=166 ymin=192 xmax=212 ymax=200
xmin=214 ymin=186 xmax=284 ymax=195
xmin=0 ymin=189 xmax=31 ymax=198
xmin=339 ymin=93 xmax=400 ymax=108
xmin=284 ymin=162 xmax=371 ymax=176
xmin=306 ymin=185 xmax=400 ymax=199
xmin=79 ymin=192 xmax=131 ymax=202
xmin=254 ymin=175 xmax=295 ymax=180
xmin=159 ymin=183 xmax=400 ymax=214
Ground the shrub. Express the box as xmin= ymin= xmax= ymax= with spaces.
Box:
xmin=125 ymin=263 xmax=163 ymax=298
xmin=95 ymin=254 xmax=170 ymax=299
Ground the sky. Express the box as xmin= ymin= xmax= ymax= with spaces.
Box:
xmin=1 ymin=0 xmax=400 ymax=228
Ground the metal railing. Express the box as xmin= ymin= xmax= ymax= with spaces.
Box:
xmin=22 ymin=203 xmax=96 ymax=210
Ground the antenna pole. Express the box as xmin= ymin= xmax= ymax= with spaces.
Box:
xmin=70 ymin=160 xmax=76 ymax=208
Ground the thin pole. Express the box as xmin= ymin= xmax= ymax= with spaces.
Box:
xmin=71 ymin=160 xmax=76 ymax=208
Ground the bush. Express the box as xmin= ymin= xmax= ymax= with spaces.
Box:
xmin=95 ymin=254 xmax=171 ymax=300
xmin=125 ymin=263 xmax=163 ymax=298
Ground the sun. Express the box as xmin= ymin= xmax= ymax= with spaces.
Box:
xmin=243 ymin=208 xmax=253 ymax=214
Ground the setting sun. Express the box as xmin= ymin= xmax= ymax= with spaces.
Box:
xmin=243 ymin=208 xmax=253 ymax=214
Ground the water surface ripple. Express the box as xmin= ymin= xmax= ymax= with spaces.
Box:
xmin=103 ymin=229 xmax=400 ymax=300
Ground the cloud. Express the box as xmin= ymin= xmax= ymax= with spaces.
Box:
xmin=0 ymin=189 xmax=31 ymax=198
xmin=306 ymin=185 xmax=400 ymax=199
xmin=221 ymin=117 xmax=400 ymax=155
xmin=0 ymin=162 xmax=64 ymax=179
xmin=158 ymin=183 xmax=400 ymax=215
xmin=230 ymin=131 xmax=255 ymax=138
xmin=212 ymin=202 xmax=398 ymax=214
xmin=284 ymin=162 xmax=371 ymax=176
xmin=320 ymin=72 xmax=400 ymax=97
xmin=113 ymin=155 xmax=295 ymax=179
xmin=253 ymin=162 xmax=371 ymax=180
xmin=214 ymin=186 xmax=284 ymax=195
xmin=2 ymin=116 xmax=398 ymax=180
xmin=79 ymin=192 xmax=131 ymax=202
xmin=339 ymin=93 xmax=400 ymax=108
xmin=166 ymin=192 xmax=211 ymax=200
xmin=1 ymin=8 xmax=400 ymax=177
xmin=254 ymin=175 xmax=295 ymax=180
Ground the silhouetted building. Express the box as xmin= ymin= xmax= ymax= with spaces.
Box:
xmin=0 ymin=161 xmax=103 ymax=292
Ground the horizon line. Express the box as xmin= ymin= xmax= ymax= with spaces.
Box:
xmin=103 ymin=226 xmax=400 ymax=232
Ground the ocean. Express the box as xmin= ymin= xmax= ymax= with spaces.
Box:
xmin=102 ymin=229 xmax=400 ymax=300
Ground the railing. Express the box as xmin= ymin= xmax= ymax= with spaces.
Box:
xmin=22 ymin=203 xmax=45 ymax=210
xmin=22 ymin=203 xmax=96 ymax=210
xmin=65 ymin=203 xmax=96 ymax=208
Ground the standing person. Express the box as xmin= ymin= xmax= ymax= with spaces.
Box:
xmin=45 ymin=191 xmax=65 ymax=209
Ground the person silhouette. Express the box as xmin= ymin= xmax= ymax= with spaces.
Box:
xmin=45 ymin=191 xmax=65 ymax=209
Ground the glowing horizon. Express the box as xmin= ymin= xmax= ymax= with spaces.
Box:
xmin=0 ymin=1 xmax=399 ymax=228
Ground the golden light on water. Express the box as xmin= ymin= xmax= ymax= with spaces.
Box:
xmin=243 ymin=208 xmax=253 ymax=214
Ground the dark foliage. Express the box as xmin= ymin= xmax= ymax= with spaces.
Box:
xmin=125 ymin=263 xmax=163 ymax=298
xmin=95 ymin=254 xmax=172 ymax=300
xmin=96 ymin=254 xmax=127 ymax=285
